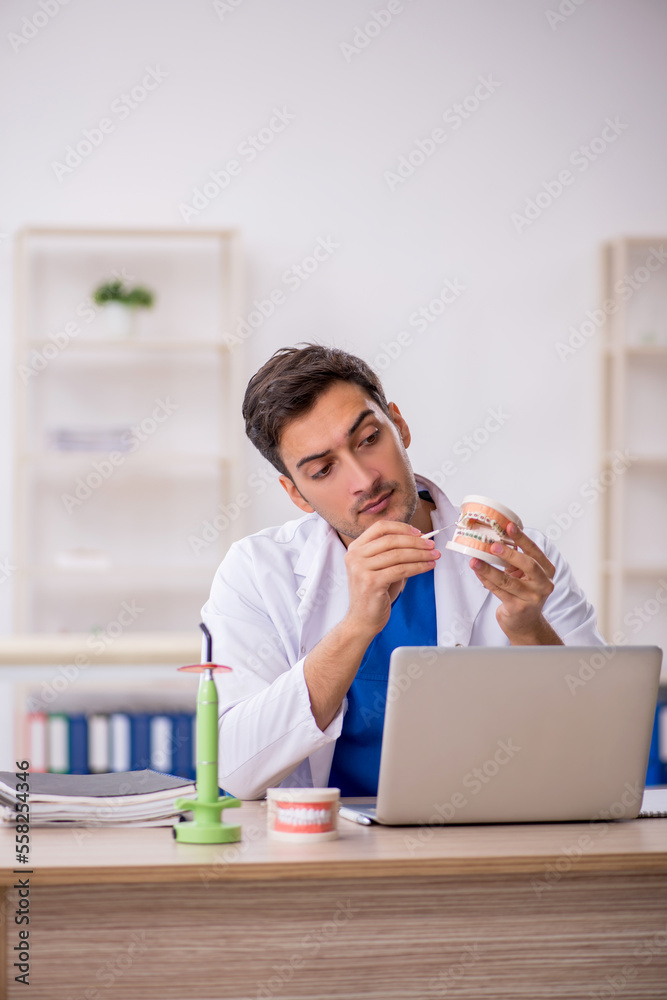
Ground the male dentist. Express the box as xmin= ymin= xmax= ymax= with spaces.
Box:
xmin=202 ymin=344 xmax=603 ymax=799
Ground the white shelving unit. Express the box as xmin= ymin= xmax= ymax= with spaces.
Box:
xmin=0 ymin=635 xmax=203 ymax=769
xmin=600 ymin=237 xmax=667 ymax=679
xmin=13 ymin=227 xmax=245 ymax=635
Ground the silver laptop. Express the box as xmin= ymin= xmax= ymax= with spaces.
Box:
xmin=346 ymin=646 xmax=662 ymax=825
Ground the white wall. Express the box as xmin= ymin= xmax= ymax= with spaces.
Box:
xmin=1 ymin=0 xmax=666 ymax=631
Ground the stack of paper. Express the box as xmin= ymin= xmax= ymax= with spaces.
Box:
xmin=0 ymin=769 xmax=197 ymax=827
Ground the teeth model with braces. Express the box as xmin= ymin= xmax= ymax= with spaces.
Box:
xmin=445 ymin=495 xmax=523 ymax=570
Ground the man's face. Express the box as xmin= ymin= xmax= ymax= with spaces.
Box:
xmin=278 ymin=380 xmax=419 ymax=545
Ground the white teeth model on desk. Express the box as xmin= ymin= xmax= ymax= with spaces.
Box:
xmin=267 ymin=787 xmax=341 ymax=842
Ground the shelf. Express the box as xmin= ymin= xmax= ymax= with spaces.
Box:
xmin=26 ymin=338 xmax=230 ymax=353
xmin=626 ymin=345 xmax=667 ymax=356
xmin=13 ymin=224 xmax=244 ymax=631
xmin=626 ymin=456 xmax=667 ymax=468
xmin=22 ymin=225 xmax=238 ymax=240
xmin=603 ymin=345 xmax=667 ymax=357
xmin=600 ymin=236 xmax=667 ymax=640
xmin=0 ymin=632 xmax=201 ymax=666
xmin=603 ymin=453 xmax=667 ymax=468
xmin=20 ymin=452 xmax=229 ymax=474
xmin=25 ymin=566 xmax=217 ymax=584
xmin=602 ymin=563 xmax=667 ymax=578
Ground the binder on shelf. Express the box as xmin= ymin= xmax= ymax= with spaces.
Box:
xmin=48 ymin=714 xmax=70 ymax=774
xmin=130 ymin=713 xmax=151 ymax=771
xmin=172 ymin=713 xmax=195 ymax=780
xmin=68 ymin=714 xmax=89 ymax=775
xmin=658 ymin=702 xmax=667 ymax=784
xmin=149 ymin=714 xmax=173 ymax=774
xmin=646 ymin=702 xmax=666 ymax=787
xmin=191 ymin=714 xmax=197 ymax=780
xmin=25 ymin=712 xmax=48 ymax=773
xmin=110 ymin=712 xmax=131 ymax=772
xmin=88 ymin=714 xmax=110 ymax=773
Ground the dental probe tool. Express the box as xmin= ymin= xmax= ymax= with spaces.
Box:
xmin=420 ymin=521 xmax=457 ymax=540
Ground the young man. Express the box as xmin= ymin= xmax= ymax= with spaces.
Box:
xmin=202 ymin=345 xmax=603 ymax=799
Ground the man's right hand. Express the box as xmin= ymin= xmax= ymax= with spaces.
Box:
xmin=343 ymin=520 xmax=440 ymax=640
xmin=303 ymin=520 xmax=439 ymax=732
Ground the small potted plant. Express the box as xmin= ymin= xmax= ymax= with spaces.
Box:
xmin=93 ymin=279 xmax=155 ymax=338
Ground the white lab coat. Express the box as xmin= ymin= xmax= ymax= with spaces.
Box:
xmin=202 ymin=476 xmax=605 ymax=799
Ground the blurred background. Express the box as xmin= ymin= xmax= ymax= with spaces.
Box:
xmin=1 ymin=0 xmax=666 ymax=771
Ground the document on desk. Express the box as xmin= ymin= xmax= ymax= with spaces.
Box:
xmin=0 ymin=768 xmax=197 ymax=826
xmin=639 ymin=787 xmax=667 ymax=818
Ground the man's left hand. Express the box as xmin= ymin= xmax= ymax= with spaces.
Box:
xmin=470 ymin=522 xmax=563 ymax=645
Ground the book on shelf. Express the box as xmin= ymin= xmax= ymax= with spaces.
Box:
xmin=0 ymin=769 xmax=197 ymax=827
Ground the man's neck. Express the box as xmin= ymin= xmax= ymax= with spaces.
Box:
xmin=410 ymin=493 xmax=435 ymax=534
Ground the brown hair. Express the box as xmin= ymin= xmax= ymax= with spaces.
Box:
xmin=242 ymin=344 xmax=390 ymax=476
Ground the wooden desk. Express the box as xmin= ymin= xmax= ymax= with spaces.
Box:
xmin=2 ymin=804 xmax=667 ymax=999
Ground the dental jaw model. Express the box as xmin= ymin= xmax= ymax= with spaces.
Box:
xmin=445 ymin=495 xmax=523 ymax=570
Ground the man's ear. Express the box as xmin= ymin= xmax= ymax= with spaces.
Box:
xmin=279 ymin=474 xmax=315 ymax=514
xmin=388 ymin=402 xmax=411 ymax=448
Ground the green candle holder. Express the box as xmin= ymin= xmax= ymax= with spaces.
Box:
xmin=173 ymin=624 xmax=241 ymax=844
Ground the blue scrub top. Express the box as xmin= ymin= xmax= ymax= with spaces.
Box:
xmin=328 ymin=568 xmax=437 ymax=796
